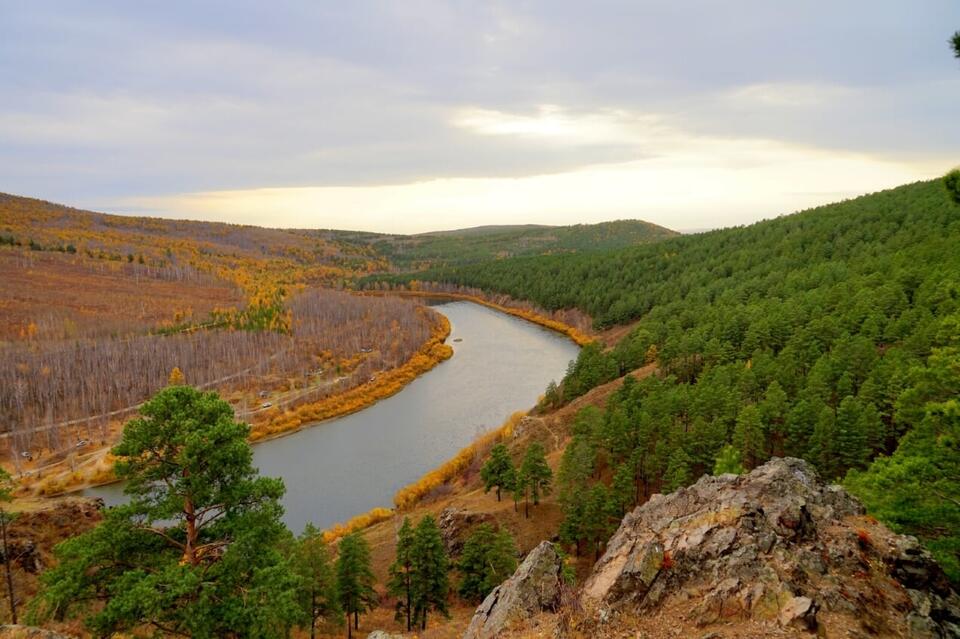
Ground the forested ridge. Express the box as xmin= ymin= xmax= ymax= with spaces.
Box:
xmin=392 ymin=178 xmax=960 ymax=580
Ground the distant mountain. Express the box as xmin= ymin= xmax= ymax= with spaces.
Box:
xmin=317 ymin=219 xmax=678 ymax=270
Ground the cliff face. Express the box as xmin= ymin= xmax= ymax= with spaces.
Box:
xmin=579 ymin=458 xmax=959 ymax=638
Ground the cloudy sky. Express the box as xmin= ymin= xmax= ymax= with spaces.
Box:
xmin=2 ymin=2 xmax=958 ymax=233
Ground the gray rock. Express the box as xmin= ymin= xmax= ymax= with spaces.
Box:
xmin=366 ymin=631 xmax=405 ymax=639
xmin=579 ymin=457 xmax=960 ymax=637
xmin=463 ymin=541 xmax=563 ymax=639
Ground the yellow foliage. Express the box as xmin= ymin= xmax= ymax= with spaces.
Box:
xmin=248 ymin=312 xmax=453 ymax=441
xmin=322 ymin=507 xmax=394 ymax=544
xmin=392 ymin=410 xmax=524 ymax=510
xmin=168 ymin=366 xmax=185 ymax=385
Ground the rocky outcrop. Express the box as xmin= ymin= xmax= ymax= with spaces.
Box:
xmin=366 ymin=631 xmax=404 ymax=639
xmin=438 ymin=507 xmax=496 ymax=556
xmin=581 ymin=457 xmax=960 ymax=638
xmin=463 ymin=541 xmax=564 ymax=639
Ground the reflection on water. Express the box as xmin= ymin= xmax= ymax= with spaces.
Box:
xmin=85 ymin=301 xmax=580 ymax=533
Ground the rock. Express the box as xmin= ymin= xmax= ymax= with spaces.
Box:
xmin=0 ymin=626 xmax=76 ymax=639
xmin=366 ymin=631 xmax=404 ymax=639
xmin=778 ymin=595 xmax=817 ymax=630
xmin=580 ymin=457 xmax=960 ymax=637
xmin=463 ymin=541 xmax=563 ymax=639
xmin=437 ymin=507 xmax=495 ymax=556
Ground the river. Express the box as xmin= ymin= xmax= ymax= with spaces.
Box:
xmin=84 ymin=300 xmax=580 ymax=533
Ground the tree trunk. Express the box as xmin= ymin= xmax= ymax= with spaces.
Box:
xmin=346 ymin=611 xmax=352 ymax=639
xmin=1 ymin=513 xmax=16 ymax=624
xmin=310 ymin=590 xmax=317 ymax=639
xmin=354 ymin=610 xmax=358 ymax=630
xmin=405 ymin=578 xmax=412 ymax=631
xmin=496 ymin=486 xmax=501 ymax=501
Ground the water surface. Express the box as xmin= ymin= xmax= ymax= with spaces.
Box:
xmin=85 ymin=301 xmax=579 ymax=532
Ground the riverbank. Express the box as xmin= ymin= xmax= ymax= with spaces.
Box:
xmin=359 ymin=289 xmax=595 ymax=346
xmin=23 ymin=306 xmax=453 ymax=498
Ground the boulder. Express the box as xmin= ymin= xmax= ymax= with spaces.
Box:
xmin=463 ymin=541 xmax=563 ymax=639
xmin=366 ymin=631 xmax=404 ymax=639
xmin=581 ymin=457 xmax=960 ymax=638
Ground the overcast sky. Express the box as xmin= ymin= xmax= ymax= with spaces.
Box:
xmin=2 ymin=2 xmax=958 ymax=233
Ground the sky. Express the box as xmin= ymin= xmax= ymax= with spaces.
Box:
xmin=1 ymin=1 xmax=958 ymax=234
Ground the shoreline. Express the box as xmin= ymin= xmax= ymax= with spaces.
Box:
xmin=358 ymin=290 xmax=595 ymax=346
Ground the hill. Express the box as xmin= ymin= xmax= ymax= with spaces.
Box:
xmin=369 ymin=178 xmax=960 ymax=581
xmin=320 ymin=219 xmax=677 ymax=271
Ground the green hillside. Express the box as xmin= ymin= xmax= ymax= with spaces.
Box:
xmin=371 ymin=179 xmax=960 ymax=580
xmin=320 ymin=219 xmax=677 ymax=270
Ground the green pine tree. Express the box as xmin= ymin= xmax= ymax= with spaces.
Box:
xmin=295 ymin=524 xmax=341 ymax=639
xmin=336 ymin=533 xmax=377 ymax=639
xmin=559 ymin=483 xmax=587 ymax=556
xmin=411 ymin=515 xmax=449 ymax=631
xmin=387 ymin=517 xmax=416 ymax=631
xmin=481 ymin=443 xmax=517 ymax=502
xmin=712 ymin=444 xmax=745 ymax=475
xmin=733 ymin=405 xmax=766 ymax=470
xmin=457 ymin=524 xmax=517 ymax=601
xmin=663 ymin=445 xmax=692 ymax=491
xmin=518 ymin=442 xmax=553 ymax=518
xmin=28 ymin=386 xmax=301 ymax=638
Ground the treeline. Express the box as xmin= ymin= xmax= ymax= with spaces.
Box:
xmin=1 ymin=290 xmax=436 ymax=468
xmin=445 ymin=179 xmax=960 ymax=578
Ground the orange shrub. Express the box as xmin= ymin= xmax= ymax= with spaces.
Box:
xmin=322 ymin=507 xmax=394 ymax=544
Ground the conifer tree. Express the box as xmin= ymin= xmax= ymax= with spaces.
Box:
xmin=518 ymin=442 xmax=553 ymax=518
xmin=336 ymin=533 xmax=377 ymax=639
xmin=609 ymin=462 xmax=635 ymax=517
xmin=457 ymin=524 xmax=517 ymax=601
xmin=411 ymin=515 xmax=449 ymax=631
xmin=559 ymin=484 xmax=586 ymax=556
xmin=713 ymin=444 xmax=745 ymax=475
xmin=387 ymin=517 xmax=416 ymax=631
xmin=583 ymin=484 xmax=614 ymax=560
xmin=481 ymin=443 xmax=516 ymax=502
xmin=28 ymin=386 xmax=301 ymax=638
xmin=733 ymin=405 xmax=766 ymax=470
xmin=663 ymin=446 xmax=692 ymax=491
xmin=295 ymin=524 xmax=341 ymax=639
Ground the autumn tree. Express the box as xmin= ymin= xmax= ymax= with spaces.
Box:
xmin=387 ymin=517 xmax=416 ymax=631
xmin=518 ymin=442 xmax=553 ymax=518
xmin=168 ymin=366 xmax=185 ymax=385
xmin=481 ymin=443 xmax=516 ymax=502
xmin=335 ymin=533 xmax=377 ymax=639
xmin=28 ymin=386 xmax=301 ymax=637
xmin=457 ymin=524 xmax=517 ymax=601
xmin=295 ymin=524 xmax=341 ymax=639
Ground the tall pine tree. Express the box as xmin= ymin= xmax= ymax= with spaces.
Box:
xmin=335 ymin=533 xmax=377 ymax=639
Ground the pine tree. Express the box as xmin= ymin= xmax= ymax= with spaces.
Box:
xmin=835 ymin=396 xmax=868 ymax=474
xmin=457 ymin=524 xmax=517 ymax=601
xmin=518 ymin=442 xmax=553 ymax=518
xmin=387 ymin=518 xmax=416 ymax=631
xmin=810 ymin=404 xmax=838 ymax=479
xmin=663 ymin=445 xmax=692 ymax=491
xmin=609 ymin=462 xmax=635 ymax=517
xmin=410 ymin=516 xmax=449 ymax=631
xmin=295 ymin=524 xmax=341 ymax=639
xmin=481 ymin=444 xmax=516 ymax=502
xmin=336 ymin=533 xmax=377 ymax=639
xmin=583 ymin=484 xmax=614 ymax=560
xmin=712 ymin=444 xmax=744 ymax=475
xmin=559 ymin=483 xmax=587 ymax=556
xmin=733 ymin=405 xmax=766 ymax=470
xmin=28 ymin=386 xmax=301 ymax=638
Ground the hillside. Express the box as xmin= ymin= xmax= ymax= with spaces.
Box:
xmin=321 ymin=219 xmax=677 ymax=271
xmin=369 ymin=178 xmax=960 ymax=582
